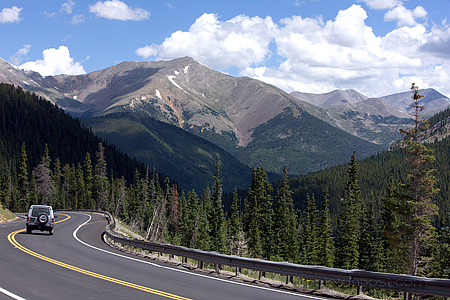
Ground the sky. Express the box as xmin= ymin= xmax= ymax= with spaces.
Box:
xmin=1 ymin=0 xmax=450 ymax=98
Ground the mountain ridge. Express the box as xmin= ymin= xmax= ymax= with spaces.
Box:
xmin=1 ymin=56 xmax=448 ymax=178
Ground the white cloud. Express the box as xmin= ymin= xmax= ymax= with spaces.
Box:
xmin=0 ymin=6 xmax=23 ymax=24
xmin=360 ymin=0 xmax=402 ymax=10
xmin=135 ymin=45 xmax=158 ymax=59
xmin=20 ymin=46 xmax=86 ymax=76
xmin=136 ymin=5 xmax=450 ymax=97
xmin=71 ymin=14 xmax=86 ymax=24
xmin=9 ymin=44 xmax=31 ymax=65
xmin=136 ymin=13 xmax=276 ymax=70
xmin=89 ymin=0 xmax=150 ymax=21
xmin=61 ymin=0 xmax=75 ymax=14
xmin=384 ymin=5 xmax=427 ymax=27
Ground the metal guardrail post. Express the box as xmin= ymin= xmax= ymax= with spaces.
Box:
xmin=259 ymin=271 xmax=265 ymax=280
xmin=357 ymin=285 xmax=364 ymax=295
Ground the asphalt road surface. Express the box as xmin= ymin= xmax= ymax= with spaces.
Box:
xmin=0 ymin=212 xmax=331 ymax=300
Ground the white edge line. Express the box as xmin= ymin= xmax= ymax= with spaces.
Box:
xmin=0 ymin=286 xmax=27 ymax=300
xmin=72 ymin=212 xmax=327 ymax=300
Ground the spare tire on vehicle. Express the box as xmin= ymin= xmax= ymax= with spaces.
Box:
xmin=38 ymin=214 xmax=48 ymax=225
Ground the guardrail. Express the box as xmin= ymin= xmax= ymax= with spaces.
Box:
xmin=64 ymin=209 xmax=450 ymax=297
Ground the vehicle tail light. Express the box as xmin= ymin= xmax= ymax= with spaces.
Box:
xmin=52 ymin=218 xmax=54 ymax=223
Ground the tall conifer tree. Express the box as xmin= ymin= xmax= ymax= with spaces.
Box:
xmin=335 ymin=151 xmax=361 ymax=269
xmin=18 ymin=142 xmax=29 ymax=212
xmin=303 ymin=194 xmax=319 ymax=265
xmin=228 ymin=188 xmax=242 ymax=252
xmin=245 ymin=166 xmax=273 ymax=259
xmin=381 ymin=177 xmax=409 ymax=273
xmin=209 ymin=156 xmax=227 ymax=253
xmin=318 ymin=188 xmax=334 ymax=267
xmin=83 ymin=152 xmax=94 ymax=210
xmin=273 ymin=166 xmax=298 ymax=262
xmin=359 ymin=195 xmax=383 ymax=271
xmin=94 ymin=142 xmax=108 ymax=210
xmin=400 ymin=83 xmax=439 ymax=276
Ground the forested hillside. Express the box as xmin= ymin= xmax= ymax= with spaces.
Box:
xmin=82 ymin=112 xmax=254 ymax=193
xmin=0 ymin=83 xmax=166 ymax=211
xmin=286 ymin=106 xmax=450 ymax=230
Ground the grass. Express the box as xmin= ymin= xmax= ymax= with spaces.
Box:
xmin=0 ymin=204 xmax=16 ymax=223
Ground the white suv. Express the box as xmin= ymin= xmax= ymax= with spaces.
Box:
xmin=26 ymin=205 xmax=56 ymax=235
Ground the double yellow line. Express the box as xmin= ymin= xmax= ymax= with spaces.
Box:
xmin=8 ymin=214 xmax=191 ymax=300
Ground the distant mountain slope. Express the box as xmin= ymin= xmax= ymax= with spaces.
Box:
xmin=326 ymin=98 xmax=411 ymax=146
xmin=379 ymin=88 xmax=450 ymax=117
xmin=290 ymin=89 xmax=368 ymax=108
xmin=81 ymin=112 xmax=254 ymax=193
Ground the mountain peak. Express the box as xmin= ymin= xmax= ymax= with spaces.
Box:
xmin=290 ymin=89 xmax=368 ymax=108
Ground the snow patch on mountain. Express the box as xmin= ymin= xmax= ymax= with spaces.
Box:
xmin=167 ymin=75 xmax=186 ymax=93
xmin=155 ymin=89 xmax=162 ymax=99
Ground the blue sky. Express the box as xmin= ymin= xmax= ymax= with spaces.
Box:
xmin=1 ymin=0 xmax=449 ymax=97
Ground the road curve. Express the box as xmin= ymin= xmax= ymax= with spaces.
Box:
xmin=0 ymin=212 xmax=327 ymax=300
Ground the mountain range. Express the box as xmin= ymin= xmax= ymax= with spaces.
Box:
xmin=1 ymin=56 xmax=449 ymax=192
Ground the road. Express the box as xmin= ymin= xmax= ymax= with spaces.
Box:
xmin=0 ymin=212 xmax=328 ymax=300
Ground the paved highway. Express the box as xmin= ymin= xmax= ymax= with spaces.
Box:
xmin=0 ymin=212 xmax=328 ymax=300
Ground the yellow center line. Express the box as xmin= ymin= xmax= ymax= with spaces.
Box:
xmin=9 ymin=213 xmax=192 ymax=300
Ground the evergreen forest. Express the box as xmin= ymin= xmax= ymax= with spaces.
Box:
xmin=1 ymin=83 xmax=449 ymax=285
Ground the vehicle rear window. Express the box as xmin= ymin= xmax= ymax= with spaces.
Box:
xmin=31 ymin=208 xmax=50 ymax=217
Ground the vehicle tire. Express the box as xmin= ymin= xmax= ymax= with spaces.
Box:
xmin=26 ymin=227 xmax=31 ymax=234
xmin=49 ymin=229 xmax=53 ymax=235
xmin=38 ymin=214 xmax=48 ymax=225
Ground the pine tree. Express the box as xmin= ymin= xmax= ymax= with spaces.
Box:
xmin=400 ymin=83 xmax=439 ymax=276
xmin=297 ymin=210 xmax=308 ymax=264
xmin=303 ymin=194 xmax=319 ymax=265
xmin=83 ymin=152 xmax=94 ymax=210
xmin=244 ymin=166 xmax=273 ymax=259
xmin=32 ymin=155 xmax=53 ymax=205
xmin=53 ymin=158 xmax=63 ymax=209
xmin=196 ymin=189 xmax=211 ymax=251
xmin=75 ymin=163 xmax=85 ymax=210
xmin=208 ymin=156 xmax=227 ymax=253
xmin=181 ymin=189 xmax=199 ymax=247
xmin=359 ymin=195 xmax=383 ymax=271
xmin=228 ymin=188 xmax=242 ymax=254
xmin=18 ymin=142 xmax=29 ymax=212
xmin=273 ymin=166 xmax=298 ymax=262
xmin=335 ymin=151 xmax=362 ymax=269
xmin=94 ymin=142 xmax=108 ymax=210
xmin=0 ymin=158 xmax=12 ymax=207
xmin=318 ymin=188 xmax=334 ymax=267
xmin=381 ymin=177 xmax=409 ymax=273
xmin=435 ymin=220 xmax=450 ymax=278
xmin=62 ymin=163 xmax=77 ymax=209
